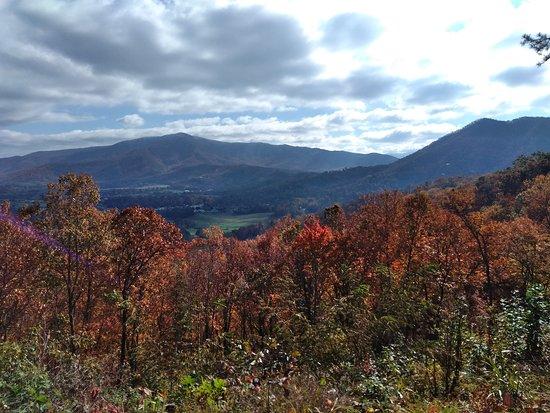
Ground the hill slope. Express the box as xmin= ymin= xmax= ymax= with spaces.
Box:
xmin=227 ymin=117 xmax=550 ymax=208
xmin=2 ymin=117 xmax=550 ymax=214
xmin=379 ymin=116 xmax=550 ymax=186
xmin=0 ymin=133 xmax=396 ymax=186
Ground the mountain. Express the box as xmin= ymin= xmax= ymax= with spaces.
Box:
xmin=226 ymin=117 xmax=550 ymax=208
xmin=2 ymin=116 xmax=549 ymax=215
xmin=0 ymin=133 xmax=396 ymax=187
xmin=378 ymin=116 xmax=550 ymax=186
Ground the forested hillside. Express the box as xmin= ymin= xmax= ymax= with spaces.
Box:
xmin=3 ymin=117 xmax=550 ymax=220
xmin=0 ymin=153 xmax=549 ymax=411
xmin=224 ymin=117 xmax=550 ymax=211
xmin=0 ymin=133 xmax=395 ymax=185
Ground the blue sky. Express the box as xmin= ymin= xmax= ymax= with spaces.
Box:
xmin=0 ymin=0 xmax=548 ymax=157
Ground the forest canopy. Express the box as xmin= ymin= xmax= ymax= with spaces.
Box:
xmin=0 ymin=153 xmax=549 ymax=412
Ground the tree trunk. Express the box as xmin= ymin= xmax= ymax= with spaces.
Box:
xmin=119 ymin=290 xmax=129 ymax=372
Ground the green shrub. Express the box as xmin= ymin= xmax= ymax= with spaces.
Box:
xmin=0 ymin=343 xmax=55 ymax=412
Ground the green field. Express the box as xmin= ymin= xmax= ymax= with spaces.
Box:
xmin=184 ymin=212 xmax=273 ymax=235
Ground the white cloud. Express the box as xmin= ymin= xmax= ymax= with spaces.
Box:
xmin=117 ymin=114 xmax=145 ymax=128
xmin=1 ymin=0 xmax=550 ymax=156
xmin=0 ymin=108 xmax=459 ymax=157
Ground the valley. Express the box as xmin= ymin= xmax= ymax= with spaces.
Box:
xmin=2 ymin=116 xmax=550 ymax=238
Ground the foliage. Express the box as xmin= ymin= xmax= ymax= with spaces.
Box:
xmin=0 ymin=343 xmax=54 ymax=412
xmin=0 ymin=155 xmax=550 ymax=411
xmin=522 ymin=32 xmax=550 ymax=65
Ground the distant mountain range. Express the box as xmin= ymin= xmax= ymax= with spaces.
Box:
xmin=0 ymin=134 xmax=395 ymax=187
xmin=380 ymin=116 xmax=550 ymax=185
xmin=1 ymin=116 xmax=550 ymax=213
xmin=236 ymin=116 xmax=550 ymax=208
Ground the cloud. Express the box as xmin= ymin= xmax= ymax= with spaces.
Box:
xmin=493 ymin=66 xmax=545 ymax=86
xmin=359 ymin=124 xmax=455 ymax=156
xmin=321 ymin=13 xmax=380 ymax=50
xmin=532 ymin=95 xmax=550 ymax=108
xmin=493 ymin=33 xmax=522 ymax=49
xmin=169 ymin=6 xmax=318 ymax=90
xmin=0 ymin=1 xmax=323 ymax=122
xmin=348 ymin=71 xmax=399 ymax=100
xmin=1 ymin=0 xmax=550 ymax=157
xmin=0 ymin=109 xmax=459 ymax=158
xmin=280 ymin=68 xmax=399 ymax=102
xmin=0 ymin=0 xmax=404 ymax=127
xmin=407 ymin=80 xmax=471 ymax=105
xmin=117 ymin=114 xmax=145 ymax=128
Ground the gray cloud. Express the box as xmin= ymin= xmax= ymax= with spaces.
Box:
xmin=531 ymin=95 xmax=550 ymax=110
xmin=16 ymin=7 xmax=172 ymax=78
xmin=13 ymin=2 xmax=317 ymax=91
xmin=175 ymin=6 xmax=317 ymax=89
xmin=407 ymin=80 xmax=471 ymax=105
xmin=348 ymin=71 xmax=398 ymax=100
xmin=280 ymin=68 xmax=399 ymax=102
xmin=0 ymin=1 xmax=402 ymax=127
xmin=379 ymin=131 xmax=418 ymax=144
xmin=363 ymin=130 xmax=443 ymax=156
xmin=0 ymin=1 xmax=324 ymax=124
xmin=372 ymin=114 xmax=406 ymax=123
xmin=493 ymin=66 xmax=545 ymax=86
xmin=321 ymin=13 xmax=380 ymax=50
xmin=377 ymin=130 xmax=440 ymax=144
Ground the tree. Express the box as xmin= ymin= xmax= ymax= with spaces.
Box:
xmin=41 ymin=173 xmax=111 ymax=352
xmin=110 ymin=206 xmax=182 ymax=372
xmin=289 ymin=217 xmax=334 ymax=324
xmin=179 ymin=229 xmax=255 ymax=343
xmin=522 ymin=33 xmax=550 ymax=65
xmin=442 ymin=186 xmax=497 ymax=304
xmin=519 ymin=174 xmax=550 ymax=230
xmin=0 ymin=202 xmax=42 ymax=340
xmin=502 ymin=217 xmax=549 ymax=293
xmin=237 ymin=220 xmax=290 ymax=340
xmin=181 ymin=227 xmax=227 ymax=342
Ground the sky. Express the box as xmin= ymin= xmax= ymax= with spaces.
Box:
xmin=0 ymin=0 xmax=549 ymax=158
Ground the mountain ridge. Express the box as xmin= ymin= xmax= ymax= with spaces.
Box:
xmin=220 ymin=116 xmax=550 ymax=209
xmin=2 ymin=116 xmax=550 ymax=215
xmin=0 ymin=132 xmax=396 ymax=185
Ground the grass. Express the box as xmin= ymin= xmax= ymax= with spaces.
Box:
xmin=184 ymin=212 xmax=272 ymax=234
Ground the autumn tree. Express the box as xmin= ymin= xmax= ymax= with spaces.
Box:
xmin=289 ymin=217 xmax=334 ymax=324
xmin=179 ymin=227 xmax=227 ymax=343
xmin=442 ymin=186 xmax=498 ymax=303
xmin=502 ymin=217 xmax=549 ymax=292
xmin=402 ymin=192 xmax=430 ymax=274
xmin=237 ymin=220 xmax=291 ymax=340
xmin=41 ymin=173 xmax=112 ymax=352
xmin=0 ymin=202 xmax=42 ymax=340
xmin=110 ymin=206 xmax=182 ymax=372
xmin=219 ymin=238 xmax=254 ymax=336
xmin=519 ymin=174 xmax=550 ymax=230
xmin=178 ymin=229 xmax=256 ymax=344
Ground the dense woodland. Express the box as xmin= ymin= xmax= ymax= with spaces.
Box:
xmin=1 ymin=153 xmax=550 ymax=412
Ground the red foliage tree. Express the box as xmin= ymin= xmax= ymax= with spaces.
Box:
xmin=110 ymin=206 xmax=182 ymax=371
